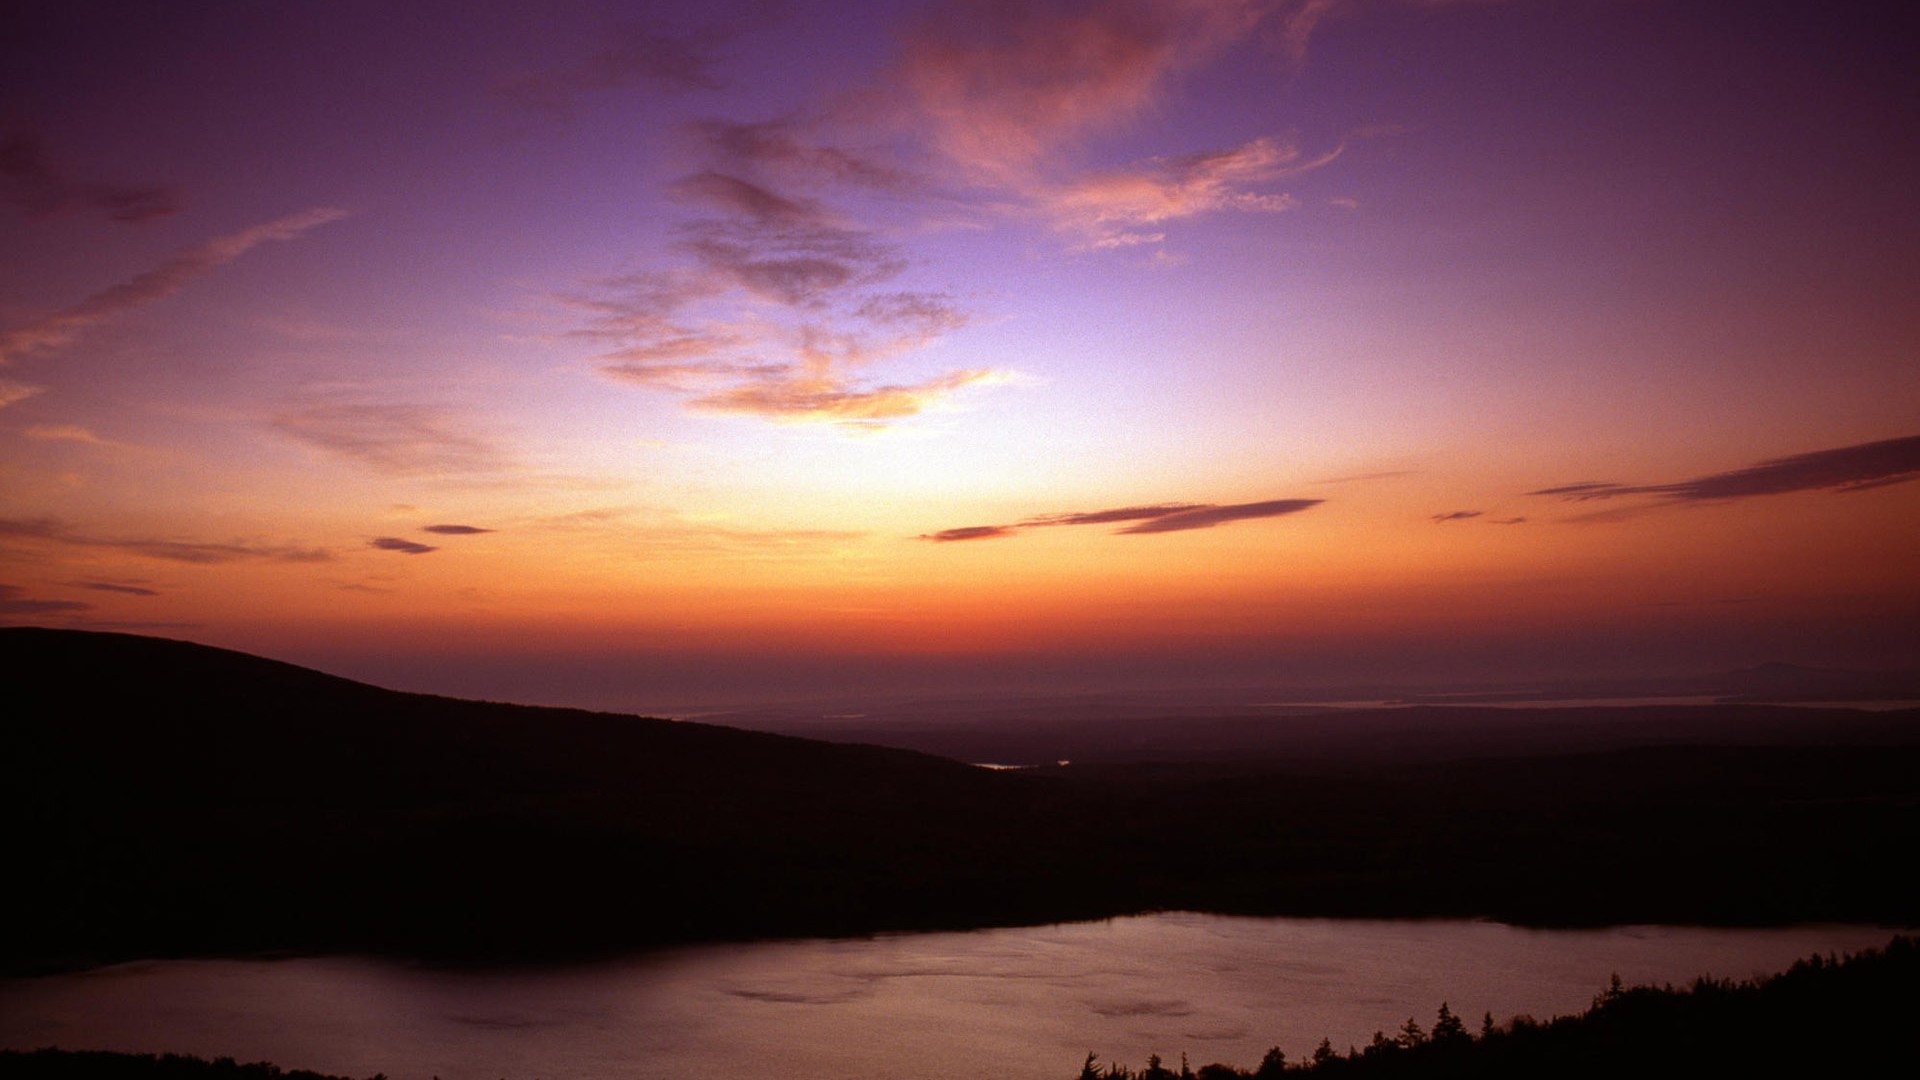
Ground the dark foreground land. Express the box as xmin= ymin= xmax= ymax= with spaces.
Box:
xmin=0 ymin=1050 xmax=368 ymax=1080
xmin=4 ymin=937 xmax=1914 ymax=1080
xmin=1085 ymin=936 xmax=1920 ymax=1079
xmin=5 ymin=627 xmax=1918 ymax=973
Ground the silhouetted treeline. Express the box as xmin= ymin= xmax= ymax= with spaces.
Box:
xmin=6 ymin=628 xmax=1919 ymax=972
xmin=0 ymin=1049 xmax=372 ymax=1080
xmin=1081 ymin=936 xmax=1920 ymax=1080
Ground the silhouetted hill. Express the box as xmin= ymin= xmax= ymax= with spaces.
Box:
xmin=4 ymin=628 xmax=1095 ymax=970
xmin=6 ymin=629 xmax=1917 ymax=973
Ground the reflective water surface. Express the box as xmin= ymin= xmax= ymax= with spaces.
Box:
xmin=0 ymin=916 xmax=1896 ymax=1080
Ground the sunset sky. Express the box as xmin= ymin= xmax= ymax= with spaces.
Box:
xmin=2 ymin=0 xmax=1915 ymax=708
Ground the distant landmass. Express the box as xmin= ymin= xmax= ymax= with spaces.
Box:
xmin=6 ymin=628 xmax=1917 ymax=974
xmin=697 ymin=678 xmax=1920 ymax=768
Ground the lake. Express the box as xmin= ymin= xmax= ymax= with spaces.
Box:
xmin=0 ymin=915 xmax=1896 ymax=1080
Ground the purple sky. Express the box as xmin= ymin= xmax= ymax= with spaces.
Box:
xmin=2 ymin=1 xmax=1915 ymax=708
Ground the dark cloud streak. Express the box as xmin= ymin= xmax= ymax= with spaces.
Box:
xmin=0 ymin=584 xmax=92 ymax=615
xmin=1532 ymin=434 xmax=1920 ymax=504
xmin=0 ymin=517 xmax=329 ymax=564
xmin=688 ymin=118 xmax=916 ymax=193
xmin=76 ymin=581 xmax=159 ymax=596
xmin=370 ymin=537 xmax=437 ymax=555
xmin=1021 ymin=503 xmax=1203 ymax=527
xmin=920 ymin=496 xmax=1324 ymax=541
xmin=1119 ymin=499 xmax=1323 ymax=534
xmin=920 ymin=525 xmax=1018 ymax=542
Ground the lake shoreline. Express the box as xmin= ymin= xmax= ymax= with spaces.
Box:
xmin=5 ymin=917 xmax=1903 ymax=1080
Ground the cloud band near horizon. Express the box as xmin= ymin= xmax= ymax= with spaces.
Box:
xmin=1532 ymin=434 xmax=1920 ymax=504
xmin=922 ymin=496 xmax=1323 ymax=540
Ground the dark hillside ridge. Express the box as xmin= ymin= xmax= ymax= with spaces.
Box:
xmin=5 ymin=628 xmax=1917 ymax=973
xmin=4 ymin=628 xmax=1094 ymax=969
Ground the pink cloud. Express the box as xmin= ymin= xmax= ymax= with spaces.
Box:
xmin=887 ymin=0 xmax=1275 ymax=180
xmin=576 ymin=174 xmax=993 ymax=428
xmin=691 ymin=368 xmax=1005 ymax=427
xmin=1048 ymin=136 xmax=1339 ymax=244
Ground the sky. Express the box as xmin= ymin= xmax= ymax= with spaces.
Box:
xmin=2 ymin=0 xmax=1915 ymax=709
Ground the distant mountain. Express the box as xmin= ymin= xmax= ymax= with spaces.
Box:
xmin=704 ymin=697 xmax=1919 ymax=769
xmin=6 ymin=628 xmax=1918 ymax=973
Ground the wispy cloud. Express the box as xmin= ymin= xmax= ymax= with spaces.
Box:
xmin=422 ymin=524 xmax=493 ymax=535
xmin=1531 ymin=434 xmax=1920 ymax=505
xmin=886 ymin=0 xmax=1274 ymax=180
xmin=1431 ymin=510 xmax=1482 ymax=523
xmin=22 ymin=423 xmax=108 ymax=444
xmin=0 ymin=517 xmax=329 ymax=564
xmin=1118 ymin=498 xmax=1323 ymax=533
xmin=573 ymin=164 xmax=998 ymax=428
xmin=1020 ymin=503 xmax=1203 ymax=527
xmin=74 ymin=581 xmax=159 ymax=596
xmin=497 ymin=21 xmax=728 ymax=114
xmin=0 ymin=379 xmax=44 ymax=409
xmin=566 ymin=1 xmax=1495 ymax=424
xmin=529 ymin=507 xmax=867 ymax=559
xmin=867 ymin=0 xmax=1358 ymax=249
xmin=921 ymin=525 xmax=1019 ymax=542
xmin=1048 ymin=136 xmax=1337 ymax=247
xmin=0 ymin=584 xmax=93 ymax=616
xmin=369 ymin=537 xmax=436 ymax=555
xmin=922 ymin=496 xmax=1323 ymax=540
xmin=0 ymin=132 xmax=181 ymax=222
xmin=1273 ymin=0 xmax=1341 ymax=67
xmin=670 ymin=170 xmax=831 ymax=226
xmin=690 ymin=367 xmax=1006 ymax=426
xmin=0 ymin=207 xmax=349 ymax=366
xmin=1316 ymin=469 xmax=1416 ymax=484
xmin=273 ymin=403 xmax=510 ymax=476
xmin=688 ymin=118 xmax=918 ymax=193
